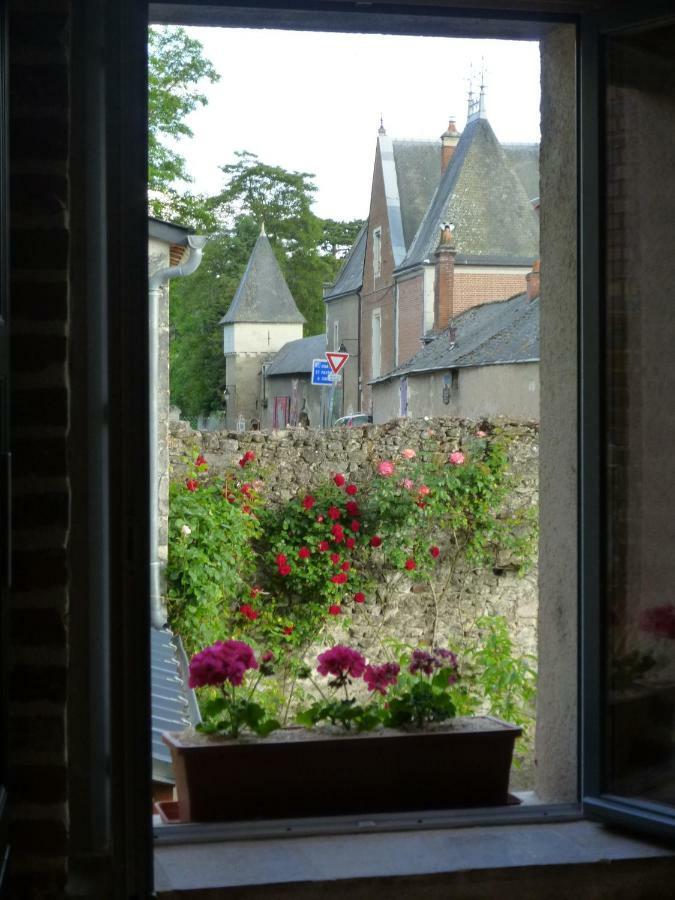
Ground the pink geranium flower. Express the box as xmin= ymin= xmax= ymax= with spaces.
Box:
xmin=317 ymin=645 xmax=366 ymax=679
xmin=402 ymin=478 xmax=414 ymax=490
xmin=378 ymin=460 xmax=395 ymax=477
xmin=449 ymin=451 xmax=465 ymax=466
xmin=189 ymin=640 xmax=258 ymax=689
xmin=363 ymin=662 xmax=400 ymax=695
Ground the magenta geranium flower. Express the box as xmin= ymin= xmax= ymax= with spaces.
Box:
xmin=363 ymin=662 xmax=400 ymax=695
xmin=378 ymin=460 xmax=395 ymax=477
xmin=189 ymin=640 xmax=258 ymax=689
xmin=640 ymin=604 xmax=675 ymax=640
xmin=317 ymin=645 xmax=366 ymax=679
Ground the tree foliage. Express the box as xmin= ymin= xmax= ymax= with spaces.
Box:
xmin=148 ymin=26 xmax=220 ymax=221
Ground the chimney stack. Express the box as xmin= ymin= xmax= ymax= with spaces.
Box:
xmin=526 ymin=260 xmax=540 ymax=301
xmin=440 ymin=118 xmax=460 ymax=174
xmin=434 ymin=224 xmax=457 ymax=331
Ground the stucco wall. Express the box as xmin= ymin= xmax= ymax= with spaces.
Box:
xmin=536 ymin=24 xmax=577 ymax=802
xmin=262 ymin=375 xmax=323 ymax=430
xmin=325 ymin=291 xmax=361 ymax=415
xmin=223 ymin=321 xmax=303 ymax=354
xmin=371 ymin=363 xmax=540 ymax=424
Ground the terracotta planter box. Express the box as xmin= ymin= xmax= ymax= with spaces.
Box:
xmin=162 ymin=716 xmax=521 ymax=823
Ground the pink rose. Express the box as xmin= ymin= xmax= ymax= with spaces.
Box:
xmin=402 ymin=478 xmax=414 ymax=490
xmin=449 ymin=451 xmax=465 ymax=466
xmin=378 ymin=460 xmax=395 ymax=477
xmin=418 ymin=484 xmax=430 ymax=496
xmin=401 ymin=448 xmax=416 ymax=460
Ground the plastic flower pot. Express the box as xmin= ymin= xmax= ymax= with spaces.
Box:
xmin=162 ymin=716 xmax=521 ymax=823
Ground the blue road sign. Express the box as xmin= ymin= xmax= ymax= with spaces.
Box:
xmin=311 ymin=359 xmax=337 ymax=386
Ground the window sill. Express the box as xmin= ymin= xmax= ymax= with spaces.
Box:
xmin=153 ymin=812 xmax=675 ymax=896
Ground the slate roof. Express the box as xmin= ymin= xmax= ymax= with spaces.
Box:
xmin=371 ymin=291 xmax=539 ymax=384
xmin=391 ymin=140 xmax=442 ymax=249
xmin=151 ymin=627 xmax=200 ymax=784
xmin=266 ymin=333 xmax=327 ymax=377
xmin=220 ymin=232 xmax=305 ymax=325
xmin=324 ymin=223 xmax=367 ymax=301
xmin=503 ymin=144 xmax=540 ymax=201
xmin=399 ymin=118 xmax=539 ymax=272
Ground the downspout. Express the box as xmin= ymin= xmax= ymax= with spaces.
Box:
xmin=148 ymin=234 xmax=208 ymax=629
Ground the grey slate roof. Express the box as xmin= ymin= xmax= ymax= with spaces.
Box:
xmin=371 ymin=291 xmax=539 ymax=384
xmin=324 ymin=223 xmax=367 ymax=301
xmin=151 ymin=627 xmax=200 ymax=784
xmin=392 ymin=140 xmax=442 ymax=249
xmin=266 ymin=333 xmax=327 ymax=377
xmin=503 ymin=144 xmax=540 ymax=201
xmin=399 ymin=118 xmax=539 ymax=272
xmin=220 ymin=232 xmax=305 ymax=325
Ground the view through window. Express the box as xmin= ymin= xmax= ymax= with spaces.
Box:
xmin=147 ymin=24 xmax=544 ymax=826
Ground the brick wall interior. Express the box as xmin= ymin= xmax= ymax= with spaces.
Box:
xmin=8 ymin=1 xmax=71 ymax=895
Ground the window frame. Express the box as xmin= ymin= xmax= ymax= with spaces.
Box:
xmin=82 ymin=0 xmax=675 ymax=893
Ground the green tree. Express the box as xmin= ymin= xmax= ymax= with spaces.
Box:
xmin=320 ymin=218 xmax=365 ymax=258
xmin=148 ymin=26 xmax=220 ymax=222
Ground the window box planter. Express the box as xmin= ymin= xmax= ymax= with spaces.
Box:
xmin=162 ymin=716 xmax=521 ymax=823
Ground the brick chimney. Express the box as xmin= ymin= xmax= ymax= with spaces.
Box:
xmin=526 ymin=259 xmax=540 ymax=301
xmin=440 ymin=118 xmax=460 ymax=174
xmin=434 ymin=224 xmax=457 ymax=331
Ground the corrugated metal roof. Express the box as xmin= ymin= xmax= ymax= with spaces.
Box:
xmin=266 ymin=333 xmax=327 ymax=377
xmin=151 ymin=627 xmax=200 ymax=784
xmin=220 ymin=232 xmax=305 ymax=325
xmin=324 ymin=223 xmax=367 ymax=301
xmin=399 ymin=118 xmax=539 ymax=272
xmin=372 ymin=292 xmax=539 ymax=383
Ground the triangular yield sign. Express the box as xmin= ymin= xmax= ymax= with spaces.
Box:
xmin=326 ymin=351 xmax=349 ymax=375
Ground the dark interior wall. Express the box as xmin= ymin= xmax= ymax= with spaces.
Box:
xmin=8 ymin=0 xmax=71 ymax=894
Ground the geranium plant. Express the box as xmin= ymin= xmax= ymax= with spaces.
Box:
xmin=383 ymin=647 xmax=459 ymax=729
xmin=190 ymin=639 xmax=280 ymax=738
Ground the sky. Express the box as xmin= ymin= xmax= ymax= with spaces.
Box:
xmin=172 ymin=27 xmax=541 ymax=222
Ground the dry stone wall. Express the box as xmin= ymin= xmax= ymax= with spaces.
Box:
xmin=169 ymin=417 xmax=539 ymax=660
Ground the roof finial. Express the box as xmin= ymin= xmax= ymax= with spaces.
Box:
xmin=260 ymin=221 xmax=266 ymax=237
xmin=466 ymin=63 xmax=479 ymax=123
xmin=378 ymin=114 xmax=386 ymax=136
xmin=478 ymin=57 xmax=487 ymax=119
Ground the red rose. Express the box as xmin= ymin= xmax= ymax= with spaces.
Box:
xmin=241 ymin=483 xmax=252 ymax=495
xmin=242 ymin=505 xmax=252 ymax=515
xmin=278 ymin=563 xmax=292 ymax=576
xmin=302 ymin=494 xmax=316 ymax=510
xmin=330 ymin=552 xmax=340 ymax=565
xmin=298 ymin=547 xmax=311 ymax=560
xmin=345 ymin=537 xmax=356 ymax=549
xmin=404 ymin=558 xmax=416 ymax=571
xmin=333 ymin=474 xmax=346 ymax=487
xmin=345 ymin=484 xmax=358 ymax=496
xmin=370 ymin=535 xmax=382 ymax=548
xmin=276 ymin=553 xmax=287 ymax=565
xmin=350 ymin=519 xmax=360 ymax=533
xmin=282 ymin=625 xmax=294 ymax=635
xmin=327 ymin=506 xmax=341 ymax=521
xmin=341 ymin=561 xmax=351 ymax=571
xmin=250 ymin=586 xmax=262 ymax=598
xmin=239 ymin=604 xmax=259 ymax=621
xmin=353 ymin=592 xmax=366 ymax=604
xmin=331 ymin=524 xmax=344 ymax=542
xmin=430 ymin=546 xmax=440 ymax=558
xmin=331 ymin=572 xmax=348 ymax=584
xmin=226 ymin=494 xmax=236 ymax=503
xmin=318 ymin=540 xmax=330 ymax=552
xmin=345 ymin=501 xmax=360 ymax=517
xmin=195 ymin=454 xmax=207 ymax=467
xmin=328 ymin=604 xmax=342 ymax=616
xmin=238 ymin=450 xmax=255 ymax=468
xmin=185 ymin=478 xmax=199 ymax=492
xmin=416 ymin=500 xmax=427 ymax=509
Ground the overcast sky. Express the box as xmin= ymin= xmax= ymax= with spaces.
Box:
xmin=173 ymin=28 xmax=541 ymax=222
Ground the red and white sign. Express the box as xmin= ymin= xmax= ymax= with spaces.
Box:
xmin=326 ymin=351 xmax=349 ymax=375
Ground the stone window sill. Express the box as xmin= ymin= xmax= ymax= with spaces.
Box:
xmin=153 ymin=815 xmax=675 ymax=896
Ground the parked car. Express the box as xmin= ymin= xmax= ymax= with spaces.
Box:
xmin=334 ymin=413 xmax=373 ymax=428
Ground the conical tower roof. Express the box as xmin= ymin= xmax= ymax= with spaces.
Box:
xmin=220 ymin=231 xmax=306 ymax=325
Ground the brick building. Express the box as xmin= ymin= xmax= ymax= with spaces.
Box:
xmin=336 ymin=96 xmax=539 ymax=414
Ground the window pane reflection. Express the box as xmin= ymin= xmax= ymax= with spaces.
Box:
xmin=606 ymin=24 xmax=675 ymax=806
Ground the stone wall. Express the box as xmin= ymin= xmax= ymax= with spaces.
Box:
xmin=169 ymin=417 xmax=539 ymax=661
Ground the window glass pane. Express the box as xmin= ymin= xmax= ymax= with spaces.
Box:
xmin=605 ymin=24 xmax=675 ymax=807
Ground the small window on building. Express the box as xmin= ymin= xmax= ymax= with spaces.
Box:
xmin=372 ymin=226 xmax=382 ymax=279
xmin=371 ymin=309 xmax=382 ymax=379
